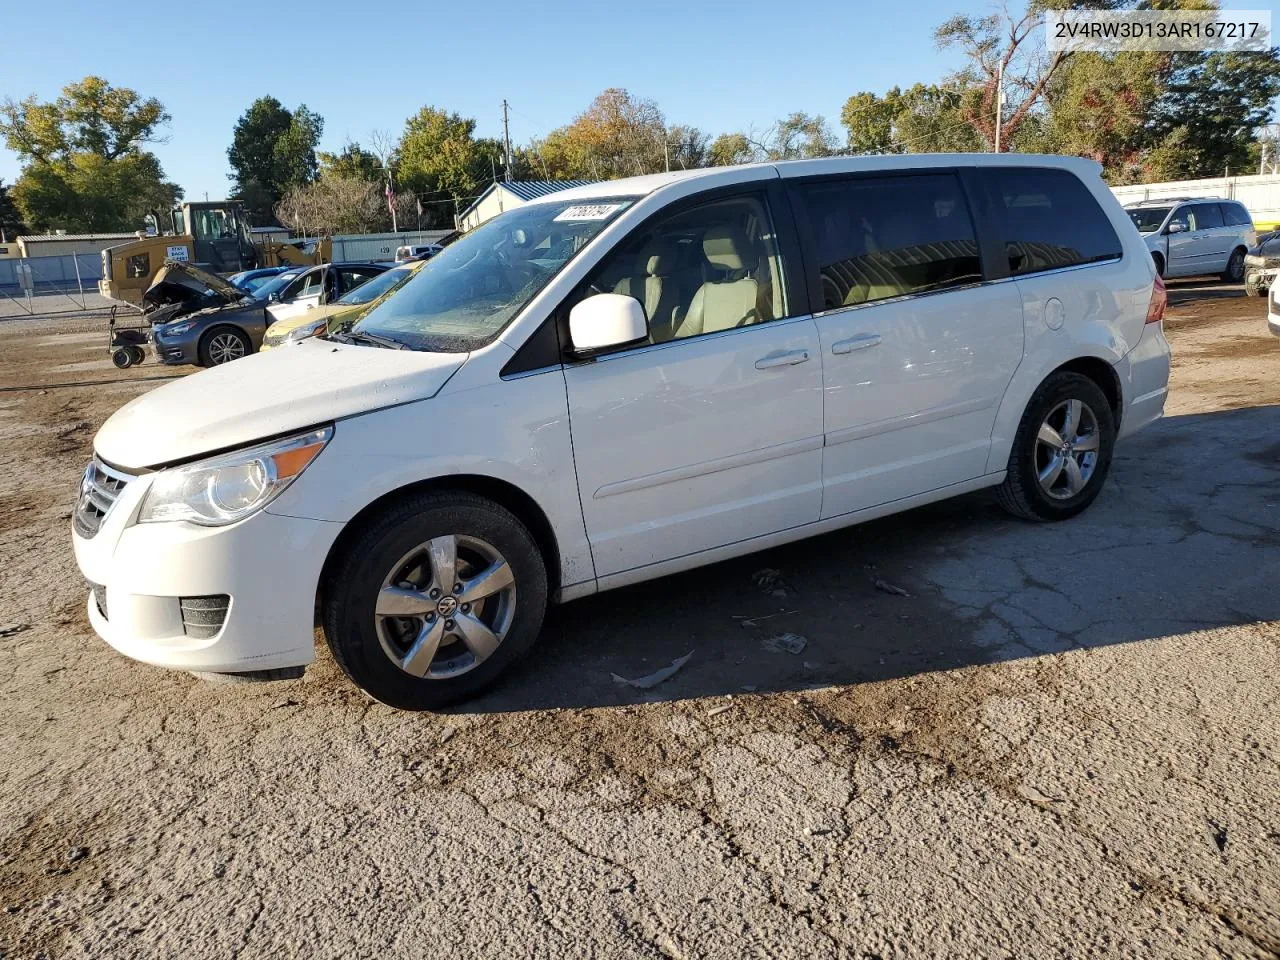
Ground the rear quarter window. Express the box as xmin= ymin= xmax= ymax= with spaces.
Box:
xmin=1222 ymin=203 xmax=1253 ymax=227
xmin=984 ymin=168 xmax=1122 ymax=276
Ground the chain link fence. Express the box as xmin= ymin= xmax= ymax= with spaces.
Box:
xmin=0 ymin=253 xmax=120 ymax=320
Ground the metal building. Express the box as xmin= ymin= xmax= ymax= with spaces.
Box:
xmin=456 ymin=180 xmax=596 ymax=232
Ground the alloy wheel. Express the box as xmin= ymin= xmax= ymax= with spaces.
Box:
xmin=208 ymin=332 xmax=246 ymax=364
xmin=374 ymin=534 xmax=517 ymax=680
xmin=1034 ymin=398 xmax=1100 ymax=500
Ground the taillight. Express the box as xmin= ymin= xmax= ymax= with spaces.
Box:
xmin=1146 ymin=273 xmax=1167 ymax=324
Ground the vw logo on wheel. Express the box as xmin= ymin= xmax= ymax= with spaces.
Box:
xmin=436 ymin=595 xmax=459 ymax=618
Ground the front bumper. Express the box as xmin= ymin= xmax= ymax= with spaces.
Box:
xmin=73 ymin=471 xmax=343 ymax=673
xmin=151 ymin=332 xmax=198 ymax=365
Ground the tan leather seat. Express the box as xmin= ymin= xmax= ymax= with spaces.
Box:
xmin=614 ymin=244 xmax=681 ymax=342
xmin=674 ymin=225 xmax=762 ymax=338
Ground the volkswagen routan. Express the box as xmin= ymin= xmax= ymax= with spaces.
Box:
xmin=73 ymin=155 xmax=1171 ymax=709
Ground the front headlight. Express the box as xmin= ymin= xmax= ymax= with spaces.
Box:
xmin=283 ymin=319 xmax=329 ymax=344
xmin=161 ymin=321 xmax=196 ymax=336
xmin=138 ymin=426 xmax=333 ymax=526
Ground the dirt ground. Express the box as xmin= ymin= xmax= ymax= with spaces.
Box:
xmin=1 ymin=281 xmax=1278 ymax=959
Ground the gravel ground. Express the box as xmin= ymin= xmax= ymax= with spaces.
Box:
xmin=1 ymin=281 xmax=1278 ymax=959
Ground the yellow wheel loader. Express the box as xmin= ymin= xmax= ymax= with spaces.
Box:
xmin=98 ymin=201 xmax=331 ymax=305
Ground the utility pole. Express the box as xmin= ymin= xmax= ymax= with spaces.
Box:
xmin=993 ymin=60 xmax=1004 ymax=153
xmin=502 ymin=100 xmax=513 ymax=183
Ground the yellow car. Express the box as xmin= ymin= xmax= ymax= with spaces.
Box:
xmin=260 ymin=260 xmax=426 ymax=350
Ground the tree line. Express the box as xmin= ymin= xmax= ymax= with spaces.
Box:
xmin=2 ymin=0 xmax=1277 ymax=237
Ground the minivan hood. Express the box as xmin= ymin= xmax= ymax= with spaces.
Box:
xmin=95 ymin=338 xmax=467 ymax=470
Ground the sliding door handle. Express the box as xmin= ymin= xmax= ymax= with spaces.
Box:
xmin=754 ymin=349 xmax=811 ymax=370
xmin=831 ymin=333 xmax=882 ymax=355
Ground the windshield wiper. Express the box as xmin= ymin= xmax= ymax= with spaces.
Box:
xmin=331 ymin=328 xmax=407 ymax=350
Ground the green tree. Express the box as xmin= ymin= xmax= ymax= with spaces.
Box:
xmin=394 ymin=107 xmax=500 ymax=226
xmin=708 ymin=132 xmax=754 ymax=167
xmin=0 ymin=179 xmax=28 ymax=241
xmin=539 ymin=89 xmax=670 ymax=178
xmin=318 ymin=141 xmax=383 ymax=181
xmin=841 ymin=84 xmax=984 ymax=154
xmin=227 ymin=97 xmax=324 ymax=224
xmin=0 ymin=76 xmax=180 ymax=232
xmin=1146 ymin=48 xmax=1280 ymax=178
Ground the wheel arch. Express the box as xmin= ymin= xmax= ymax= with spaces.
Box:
xmin=317 ymin=473 xmax=564 ymax=615
xmin=1052 ymin=355 xmax=1122 ymax=428
xmin=198 ymin=323 xmax=254 ymax=362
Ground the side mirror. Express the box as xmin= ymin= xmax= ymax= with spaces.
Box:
xmin=1166 ymin=221 xmax=1187 ymax=234
xmin=268 ymin=292 xmax=281 ymax=303
xmin=569 ymin=293 xmax=648 ymax=354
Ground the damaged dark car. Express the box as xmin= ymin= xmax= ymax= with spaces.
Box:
xmin=142 ymin=261 xmax=274 ymax=367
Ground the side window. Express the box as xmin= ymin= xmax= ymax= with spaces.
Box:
xmin=581 ymin=193 xmax=789 ymax=345
xmin=284 ymin=271 xmax=322 ymax=300
xmin=1194 ymin=203 xmax=1224 ymax=229
xmin=794 ymin=173 xmax=981 ymax=309
xmin=343 ymin=267 xmax=384 ymax=290
xmin=1169 ymin=206 xmax=1192 ymax=232
xmin=1222 ymin=203 xmax=1252 ymax=227
xmin=126 ymin=253 xmax=150 ymax=279
xmin=986 ymin=168 xmax=1122 ymax=275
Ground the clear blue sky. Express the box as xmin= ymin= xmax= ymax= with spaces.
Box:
xmin=6 ymin=0 xmax=979 ymax=200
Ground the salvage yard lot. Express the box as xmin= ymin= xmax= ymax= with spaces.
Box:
xmin=1 ymin=283 xmax=1278 ymax=958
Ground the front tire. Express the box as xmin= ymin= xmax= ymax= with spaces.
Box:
xmin=198 ymin=326 xmax=251 ymax=367
xmin=996 ymin=371 xmax=1116 ymax=522
xmin=322 ymin=491 xmax=548 ymax=710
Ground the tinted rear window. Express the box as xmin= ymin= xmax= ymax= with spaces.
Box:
xmin=794 ymin=173 xmax=982 ymax=309
xmin=1222 ymin=203 xmax=1252 ymax=227
xmin=985 ymin=168 xmax=1122 ymax=276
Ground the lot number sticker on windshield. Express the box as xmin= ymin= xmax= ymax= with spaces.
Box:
xmin=554 ymin=204 xmax=624 ymax=222
xmin=166 ymin=245 xmax=189 ymax=261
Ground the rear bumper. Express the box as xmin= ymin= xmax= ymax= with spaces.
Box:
xmin=1115 ymin=321 xmax=1171 ymax=438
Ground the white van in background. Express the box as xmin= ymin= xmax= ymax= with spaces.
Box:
xmin=73 ymin=154 xmax=1170 ymax=710
xmin=395 ymin=243 xmax=443 ymax=263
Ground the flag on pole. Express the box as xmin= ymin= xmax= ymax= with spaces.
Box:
xmin=416 ymin=196 xmax=423 ymax=218
xmin=385 ymin=179 xmax=395 ymax=217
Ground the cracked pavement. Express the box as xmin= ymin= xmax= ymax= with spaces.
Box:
xmin=1 ymin=282 xmax=1278 ymax=958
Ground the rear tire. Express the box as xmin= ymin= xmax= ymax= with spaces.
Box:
xmin=996 ymin=371 xmax=1116 ymax=522
xmin=322 ymin=491 xmax=548 ymax=710
xmin=1221 ymin=247 xmax=1246 ymax=283
xmin=198 ymin=326 xmax=251 ymax=367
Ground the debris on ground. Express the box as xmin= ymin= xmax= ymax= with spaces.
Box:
xmin=67 ymin=846 xmax=89 ymax=863
xmin=612 ymin=651 xmax=694 ymax=690
xmin=707 ymin=703 xmax=735 ymax=718
xmin=762 ymin=632 xmax=808 ymax=655
xmin=440 ymin=727 xmax=456 ymax=745
xmin=751 ymin=568 xmax=790 ymax=597
xmin=0 ymin=623 xmax=31 ymax=639
xmin=872 ymin=578 xmax=912 ymax=598
xmin=733 ymin=610 xmax=797 ymax=628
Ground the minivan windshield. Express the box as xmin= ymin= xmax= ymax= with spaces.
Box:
xmin=1127 ymin=206 xmax=1172 ymax=232
xmin=348 ymin=198 xmax=634 ymax=352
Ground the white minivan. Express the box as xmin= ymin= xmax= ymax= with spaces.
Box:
xmin=73 ymin=155 xmax=1171 ymax=709
xmin=1125 ymin=198 xmax=1255 ymax=281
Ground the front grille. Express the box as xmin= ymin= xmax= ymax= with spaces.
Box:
xmin=180 ymin=595 xmax=230 ymax=639
xmin=88 ymin=581 xmax=108 ymax=620
xmin=73 ymin=459 xmax=133 ymax=539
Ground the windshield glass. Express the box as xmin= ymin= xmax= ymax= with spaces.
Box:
xmin=1127 ymin=207 xmax=1172 ymax=232
xmin=351 ymin=198 xmax=634 ymax=351
xmin=336 ymin=265 xmax=415 ymax=306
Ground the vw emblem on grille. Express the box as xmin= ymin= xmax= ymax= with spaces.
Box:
xmin=78 ymin=463 xmax=97 ymax=511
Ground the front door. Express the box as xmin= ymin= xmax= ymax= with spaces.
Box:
xmin=790 ymin=171 xmax=1024 ymax=518
xmin=563 ymin=191 xmax=824 ymax=578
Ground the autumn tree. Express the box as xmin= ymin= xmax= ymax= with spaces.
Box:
xmin=227 ymin=97 xmax=324 ymax=223
xmin=708 ymin=132 xmax=754 ymax=167
xmin=0 ymin=76 xmax=181 ymax=232
xmin=538 ymin=89 xmax=672 ymax=178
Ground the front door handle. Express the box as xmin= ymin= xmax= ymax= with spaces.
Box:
xmin=754 ymin=349 xmax=811 ymax=370
xmin=831 ymin=333 xmax=882 ymax=355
